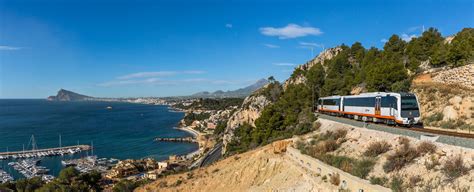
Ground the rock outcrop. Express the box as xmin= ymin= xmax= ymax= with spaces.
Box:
xmin=47 ymin=89 xmax=93 ymax=101
xmin=432 ymin=64 xmax=474 ymax=89
xmin=222 ymin=93 xmax=272 ymax=153
xmin=283 ymin=47 xmax=342 ymax=89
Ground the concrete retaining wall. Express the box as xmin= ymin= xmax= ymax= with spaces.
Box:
xmin=286 ymin=147 xmax=390 ymax=192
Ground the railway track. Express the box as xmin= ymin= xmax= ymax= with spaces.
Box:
xmin=318 ymin=113 xmax=474 ymax=139
xmin=408 ymin=127 xmax=474 ymax=139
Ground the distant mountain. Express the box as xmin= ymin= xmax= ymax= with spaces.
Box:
xmin=192 ymin=79 xmax=269 ymax=98
xmin=47 ymin=89 xmax=93 ymax=101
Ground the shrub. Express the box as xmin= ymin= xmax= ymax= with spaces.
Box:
xmin=329 ymin=173 xmax=340 ymax=186
xmin=416 ymin=141 xmax=437 ymax=155
xmin=313 ymin=121 xmax=322 ymax=131
xmin=390 ymin=175 xmax=405 ymax=192
xmin=442 ymin=155 xmax=469 ymax=180
xmin=424 ymin=155 xmax=440 ymax=170
xmin=319 ymin=129 xmax=347 ymax=141
xmin=352 ymin=159 xmax=376 ymax=179
xmin=408 ymin=175 xmax=422 ymax=188
xmin=398 ymin=137 xmax=410 ymax=146
xmin=383 ymin=143 xmax=420 ymax=172
xmin=424 ymin=113 xmax=444 ymax=125
xmin=364 ymin=141 xmax=391 ymax=157
xmin=318 ymin=139 xmax=339 ymax=153
xmin=321 ymin=175 xmax=327 ymax=182
xmin=369 ymin=176 xmax=388 ymax=186
xmin=295 ymin=139 xmax=306 ymax=151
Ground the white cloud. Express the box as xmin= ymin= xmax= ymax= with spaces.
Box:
xmin=225 ymin=23 xmax=233 ymax=28
xmin=117 ymin=70 xmax=205 ymax=80
xmin=263 ymin=43 xmax=280 ymax=48
xmin=381 ymin=38 xmax=389 ymax=43
xmin=299 ymin=42 xmax=324 ymax=48
xmin=401 ymin=33 xmax=417 ymax=42
xmin=273 ymin=62 xmax=295 ymax=66
xmin=0 ymin=45 xmax=22 ymax=51
xmin=99 ymin=70 xmax=206 ymax=87
xmin=259 ymin=24 xmax=323 ymax=39
xmin=98 ymin=78 xmax=244 ymax=87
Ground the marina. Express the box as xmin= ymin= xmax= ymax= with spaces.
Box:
xmin=155 ymin=137 xmax=196 ymax=143
xmin=0 ymin=135 xmax=91 ymax=160
xmin=0 ymin=145 xmax=91 ymax=160
xmin=0 ymin=169 xmax=14 ymax=183
xmin=61 ymin=156 xmax=119 ymax=173
xmin=7 ymin=159 xmax=55 ymax=182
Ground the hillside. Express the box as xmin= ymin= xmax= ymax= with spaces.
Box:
xmin=138 ymin=119 xmax=474 ymax=192
xmin=47 ymin=89 xmax=93 ymax=101
xmin=411 ymin=64 xmax=474 ymax=130
xmin=191 ymin=79 xmax=269 ymax=98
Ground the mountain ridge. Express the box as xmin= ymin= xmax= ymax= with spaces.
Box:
xmin=191 ymin=78 xmax=269 ymax=98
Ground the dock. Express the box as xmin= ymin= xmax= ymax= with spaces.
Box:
xmin=0 ymin=145 xmax=91 ymax=160
xmin=154 ymin=137 xmax=196 ymax=143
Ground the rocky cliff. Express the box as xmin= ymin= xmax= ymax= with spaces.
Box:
xmin=47 ymin=89 xmax=92 ymax=101
xmin=283 ymin=47 xmax=342 ymax=89
xmin=222 ymin=90 xmax=272 ymax=153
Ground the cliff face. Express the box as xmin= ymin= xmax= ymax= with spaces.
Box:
xmin=222 ymin=92 xmax=272 ymax=153
xmin=47 ymin=89 xmax=92 ymax=101
xmin=283 ymin=47 xmax=342 ymax=89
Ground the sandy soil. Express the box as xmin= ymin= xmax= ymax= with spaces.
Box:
xmin=136 ymin=143 xmax=338 ymax=192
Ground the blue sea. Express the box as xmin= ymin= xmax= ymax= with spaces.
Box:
xmin=0 ymin=99 xmax=197 ymax=179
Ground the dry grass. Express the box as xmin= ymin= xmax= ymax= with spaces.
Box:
xmin=319 ymin=129 xmax=347 ymax=141
xmin=408 ymin=175 xmax=422 ymax=188
xmin=424 ymin=155 xmax=440 ymax=170
xmin=383 ymin=141 xmax=420 ymax=173
xmin=329 ymin=173 xmax=340 ymax=186
xmin=363 ymin=141 xmax=391 ymax=157
xmin=416 ymin=141 xmax=437 ymax=155
xmin=398 ymin=137 xmax=410 ymax=146
xmin=309 ymin=139 xmax=339 ymax=155
xmin=442 ymin=155 xmax=469 ymax=181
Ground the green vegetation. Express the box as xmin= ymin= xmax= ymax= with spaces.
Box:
xmin=369 ymin=176 xmax=388 ymax=186
xmin=227 ymin=78 xmax=316 ymax=154
xmin=183 ymin=112 xmax=211 ymax=126
xmin=0 ymin=167 xmax=103 ymax=192
xmin=213 ymin=120 xmax=227 ymax=136
xmin=390 ymin=175 xmax=405 ymax=192
xmin=423 ymin=112 xmax=444 ymax=126
xmin=112 ymin=179 xmax=151 ymax=192
xmin=175 ymin=98 xmax=244 ymax=111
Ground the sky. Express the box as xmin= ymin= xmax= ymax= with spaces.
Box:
xmin=0 ymin=0 xmax=473 ymax=98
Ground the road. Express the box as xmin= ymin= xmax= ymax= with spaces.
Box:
xmin=199 ymin=142 xmax=223 ymax=167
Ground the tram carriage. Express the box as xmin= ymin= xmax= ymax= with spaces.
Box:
xmin=317 ymin=92 xmax=421 ymax=126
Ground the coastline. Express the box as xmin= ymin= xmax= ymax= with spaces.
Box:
xmin=176 ymin=126 xmax=201 ymax=138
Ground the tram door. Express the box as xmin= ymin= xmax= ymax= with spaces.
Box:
xmin=375 ymin=97 xmax=381 ymax=116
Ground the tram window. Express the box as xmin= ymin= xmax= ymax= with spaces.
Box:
xmin=344 ymin=97 xmax=375 ymax=107
xmin=381 ymin=96 xmax=398 ymax=109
